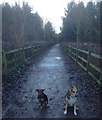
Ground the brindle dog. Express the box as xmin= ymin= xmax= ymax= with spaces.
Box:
xmin=36 ymin=89 xmax=48 ymax=109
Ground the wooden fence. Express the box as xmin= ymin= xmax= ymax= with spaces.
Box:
xmin=2 ymin=44 xmax=50 ymax=76
xmin=62 ymin=45 xmax=102 ymax=86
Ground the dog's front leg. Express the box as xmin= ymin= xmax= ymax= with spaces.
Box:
xmin=45 ymin=101 xmax=48 ymax=107
xmin=64 ymin=104 xmax=68 ymax=114
xmin=38 ymin=99 xmax=43 ymax=109
xmin=64 ymin=97 xmax=69 ymax=115
xmin=39 ymin=103 xmax=43 ymax=109
xmin=74 ymin=103 xmax=77 ymax=116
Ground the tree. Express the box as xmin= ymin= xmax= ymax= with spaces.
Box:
xmin=2 ymin=2 xmax=57 ymax=51
xmin=44 ymin=21 xmax=57 ymax=42
xmin=60 ymin=1 xmax=100 ymax=45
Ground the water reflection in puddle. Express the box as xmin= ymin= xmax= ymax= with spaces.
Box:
xmin=56 ymin=57 xmax=61 ymax=60
xmin=40 ymin=63 xmax=60 ymax=67
xmin=40 ymin=56 xmax=62 ymax=67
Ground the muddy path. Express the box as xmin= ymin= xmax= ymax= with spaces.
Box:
xmin=2 ymin=44 xmax=101 ymax=118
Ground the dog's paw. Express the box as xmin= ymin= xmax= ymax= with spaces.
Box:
xmin=40 ymin=106 xmax=43 ymax=109
xmin=76 ymin=107 xmax=79 ymax=110
xmin=64 ymin=110 xmax=67 ymax=115
xmin=74 ymin=112 xmax=77 ymax=116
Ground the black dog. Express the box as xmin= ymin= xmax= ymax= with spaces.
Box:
xmin=36 ymin=89 xmax=48 ymax=109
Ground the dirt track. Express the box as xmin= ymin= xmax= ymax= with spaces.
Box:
xmin=2 ymin=44 xmax=101 ymax=118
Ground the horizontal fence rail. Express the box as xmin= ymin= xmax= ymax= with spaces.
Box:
xmin=2 ymin=44 xmax=50 ymax=76
xmin=62 ymin=44 xmax=102 ymax=86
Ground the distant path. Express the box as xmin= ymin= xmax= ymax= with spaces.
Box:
xmin=3 ymin=44 xmax=101 ymax=118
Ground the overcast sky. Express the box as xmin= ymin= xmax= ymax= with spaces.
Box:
xmin=0 ymin=0 xmax=100 ymax=33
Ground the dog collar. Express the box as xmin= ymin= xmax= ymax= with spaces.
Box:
xmin=38 ymin=94 xmax=44 ymax=99
xmin=70 ymin=94 xmax=77 ymax=98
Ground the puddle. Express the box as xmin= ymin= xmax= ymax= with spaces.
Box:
xmin=40 ymin=63 xmax=60 ymax=67
xmin=56 ymin=57 xmax=61 ymax=60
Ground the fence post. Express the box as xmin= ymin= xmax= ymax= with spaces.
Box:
xmin=14 ymin=52 xmax=17 ymax=66
xmin=33 ymin=46 xmax=36 ymax=58
xmin=31 ymin=47 xmax=34 ymax=57
xmin=68 ymin=46 xmax=70 ymax=56
xmin=22 ymin=48 xmax=25 ymax=62
xmin=36 ymin=46 xmax=39 ymax=56
xmin=86 ymin=50 xmax=91 ymax=75
xmin=2 ymin=51 xmax=7 ymax=76
xmin=100 ymin=59 xmax=102 ymax=85
xmin=100 ymin=72 xmax=102 ymax=85
xmin=76 ymin=47 xmax=78 ymax=65
xmin=66 ymin=46 xmax=69 ymax=54
xmin=27 ymin=48 xmax=29 ymax=59
xmin=70 ymin=46 xmax=72 ymax=57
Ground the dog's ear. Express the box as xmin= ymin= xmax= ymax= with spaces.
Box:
xmin=36 ymin=89 xmax=39 ymax=92
xmin=76 ymin=86 xmax=78 ymax=91
xmin=42 ymin=89 xmax=45 ymax=92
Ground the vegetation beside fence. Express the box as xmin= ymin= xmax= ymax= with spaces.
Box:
xmin=2 ymin=44 xmax=51 ymax=79
xmin=62 ymin=44 xmax=102 ymax=86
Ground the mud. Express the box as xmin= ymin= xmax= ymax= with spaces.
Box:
xmin=2 ymin=44 xmax=101 ymax=118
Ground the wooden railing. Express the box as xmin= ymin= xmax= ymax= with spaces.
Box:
xmin=62 ymin=44 xmax=102 ymax=86
xmin=2 ymin=44 xmax=50 ymax=76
